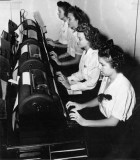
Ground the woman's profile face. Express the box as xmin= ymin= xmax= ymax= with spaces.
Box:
xmin=99 ymin=57 xmax=114 ymax=77
xmin=77 ymin=32 xmax=89 ymax=49
xmin=68 ymin=13 xmax=78 ymax=30
xmin=58 ymin=7 xmax=65 ymax=20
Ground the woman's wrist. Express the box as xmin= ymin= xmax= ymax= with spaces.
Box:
xmin=81 ymin=103 xmax=86 ymax=110
xmin=82 ymin=119 xmax=88 ymax=126
xmin=57 ymin=61 xmax=62 ymax=66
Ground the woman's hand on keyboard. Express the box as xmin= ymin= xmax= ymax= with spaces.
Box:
xmin=66 ymin=101 xmax=85 ymax=111
xmin=47 ymin=40 xmax=55 ymax=47
xmin=50 ymin=52 xmax=62 ymax=65
xmin=56 ymin=72 xmax=70 ymax=89
xmin=50 ymin=51 xmax=57 ymax=58
xmin=69 ymin=109 xmax=86 ymax=126
xmin=56 ymin=71 xmax=66 ymax=82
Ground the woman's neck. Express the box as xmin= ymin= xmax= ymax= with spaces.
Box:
xmin=84 ymin=46 xmax=90 ymax=52
xmin=73 ymin=23 xmax=78 ymax=32
xmin=109 ymin=71 xmax=118 ymax=83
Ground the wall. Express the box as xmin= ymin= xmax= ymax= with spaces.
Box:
xmin=69 ymin=0 xmax=139 ymax=61
xmin=0 ymin=0 xmax=140 ymax=63
xmin=23 ymin=0 xmax=140 ymax=62
xmin=0 ymin=1 xmax=11 ymax=34
xmin=135 ymin=0 xmax=140 ymax=62
xmin=0 ymin=0 xmax=21 ymax=34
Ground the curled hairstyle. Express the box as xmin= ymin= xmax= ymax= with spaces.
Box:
xmin=68 ymin=6 xmax=90 ymax=25
xmin=57 ymin=1 xmax=71 ymax=17
xmin=99 ymin=39 xmax=125 ymax=72
xmin=76 ymin=23 xmax=102 ymax=49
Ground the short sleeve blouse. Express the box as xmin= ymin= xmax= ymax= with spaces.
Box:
xmin=98 ymin=73 xmax=136 ymax=121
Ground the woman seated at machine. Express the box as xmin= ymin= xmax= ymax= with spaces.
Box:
xmin=56 ymin=23 xmax=102 ymax=103
xmin=46 ymin=1 xmax=72 ymax=54
xmin=66 ymin=41 xmax=136 ymax=157
xmin=50 ymin=6 xmax=90 ymax=75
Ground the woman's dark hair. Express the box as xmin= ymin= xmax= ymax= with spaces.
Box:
xmin=68 ymin=6 xmax=90 ymax=25
xmin=57 ymin=1 xmax=71 ymax=17
xmin=76 ymin=23 xmax=102 ymax=49
xmin=99 ymin=39 xmax=125 ymax=72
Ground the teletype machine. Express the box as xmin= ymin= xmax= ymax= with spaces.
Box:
xmin=0 ymin=37 xmax=11 ymax=82
xmin=0 ymin=10 xmax=88 ymax=159
xmin=0 ymin=31 xmax=12 ymax=120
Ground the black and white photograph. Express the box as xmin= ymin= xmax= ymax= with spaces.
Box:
xmin=0 ymin=0 xmax=140 ymax=159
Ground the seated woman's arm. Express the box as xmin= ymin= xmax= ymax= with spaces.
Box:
xmin=67 ymin=98 xmax=120 ymax=127
xmin=69 ymin=67 xmax=100 ymax=91
xmin=58 ymin=52 xmax=70 ymax=59
xmin=70 ymin=110 xmax=119 ymax=127
xmin=66 ymin=97 xmax=99 ymax=111
xmin=50 ymin=52 xmax=81 ymax=66
xmin=59 ymin=42 xmax=83 ymax=64
xmin=53 ymin=41 xmax=67 ymax=49
xmin=60 ymin=54 xmax=81 ymax=66
xmin=67 ymin=97 xmax=119 ymax=127
xmin=82 ymin=116 xmax=119 ymax=127
xmin=47 ymin=39 xmax=67 ymax=49
xmin=46 ymin=38 xmax=53 ymax=41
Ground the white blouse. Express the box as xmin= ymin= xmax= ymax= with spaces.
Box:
xmin=58 ymin=21 xmax=69 ymax=45
xmin=67 ymin=30 xmax=82 ymax=57
xmin=68 ymin=48 xmax=100 ymax=91
xmin=98 ymin=73 xmax=136 ymax=121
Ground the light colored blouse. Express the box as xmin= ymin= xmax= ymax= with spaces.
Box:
xmin=98 ymin=73 xmax=136 ymax=121
xmin=58 ymin=21 xmax=69 ymax=45
xmin=68 ymin=48 xmax=100 ymax=91
xmin=67 ymin=29 xmax=83 ymax=57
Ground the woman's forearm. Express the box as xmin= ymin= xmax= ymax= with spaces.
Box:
xmin=60 ymin=58 xmax=79 ymax=66
xmin=83 ymin=97 xmax=99 ymax=109
xmin=60 ymin=54 xmax=81 ymax=66
xmin=83 ymin=116 xmax=119 ymax=127
xmin=58 ymin=52 xmax=69 ymax=59
xmin=54 ymin=42 xmax=67 ymax=49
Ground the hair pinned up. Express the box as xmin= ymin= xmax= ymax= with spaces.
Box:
xmin=76 ymin=23 xmax=102 ymax=49
xmin=57 ymin=1 xmax=71 ymax=17
xmin=100 ymin=39 xmax=113 ymax=50
xmin=106 ymin=39 xmax=113 ymax=48
xmin=99 ymin=40 xmax=125 ymax=72
xmin=68 ymin=6 xmax=90 ymax=25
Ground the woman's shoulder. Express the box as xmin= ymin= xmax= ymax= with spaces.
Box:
xmin=88 ymin=48 xmax=98 ymax=55
xmin=86 ymin=48 xmax=99 ymax=64
xmin=117 ymin=73 xmax=134 ymax=91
